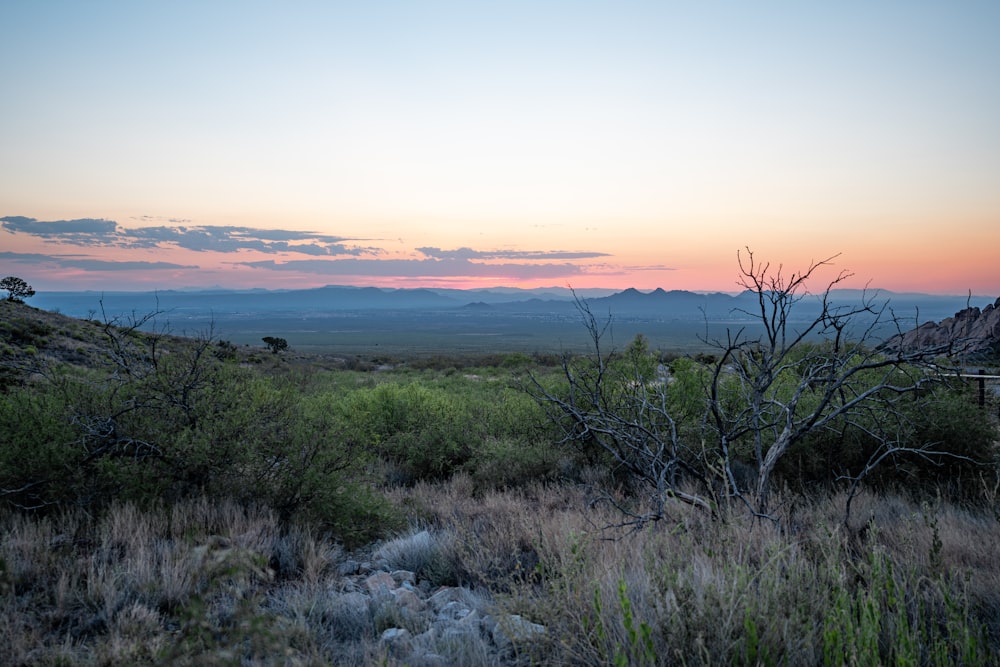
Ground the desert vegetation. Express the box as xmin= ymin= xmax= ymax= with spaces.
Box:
xmin=1 ymin=259 xmax=998 ymax=665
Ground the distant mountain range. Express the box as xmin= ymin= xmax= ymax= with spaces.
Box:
xmin=30 ymin=285 xmax=995 ymax=327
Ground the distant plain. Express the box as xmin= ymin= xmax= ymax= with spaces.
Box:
xmin=31 ymin=287 xmax=993 ymax=359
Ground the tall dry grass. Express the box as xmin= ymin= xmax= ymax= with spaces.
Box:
xmin=389 ymin=476 xmax=1000 ymax=665
xmin=2 ymin=479 xmax=999 ymax=665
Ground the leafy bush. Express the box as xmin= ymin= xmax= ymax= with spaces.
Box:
xmin=0 ymin=323 xmax=397 ymax=544
xmin=0 ymin=384 xmax=81 ymax=509
xmin=463 ymin=436 xmax=563 ymax=492
xmin=770 ymin=381 xmax=997 ymax=498
xmin=339 ymin=376 xmax=553 ymax=485
xmin=0 ymin=276 xmax=34 ymax=302
xmin=347 ymin=383 xmax=471 ymax=482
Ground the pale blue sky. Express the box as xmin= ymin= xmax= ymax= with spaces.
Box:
xmin=2 ymin=2 xmax=998 ymax=292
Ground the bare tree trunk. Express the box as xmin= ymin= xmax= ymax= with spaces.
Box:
xmin=755 ymin=428 xmax=791 ymax=513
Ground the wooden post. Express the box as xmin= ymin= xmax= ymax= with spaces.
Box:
xmin=979 ymin=369 xmax=986 ymax=409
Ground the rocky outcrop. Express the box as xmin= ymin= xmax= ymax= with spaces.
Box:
xmin=308 ymin=530 xmax=547 ymax=666
xmin=882 ymin=297 xmax=1000 ymax=359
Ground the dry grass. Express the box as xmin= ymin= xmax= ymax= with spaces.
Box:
xmin=389 ymin=477 xmax=1000 ymax=665
xmin=2 ymin=480 xmax=999 ymax=665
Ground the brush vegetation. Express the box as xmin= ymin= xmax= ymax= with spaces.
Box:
xmin=1 ymin=291 xmax=999 ymax=665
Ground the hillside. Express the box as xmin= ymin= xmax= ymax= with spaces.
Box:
xmin=0 ymin=299 xmax=357 ymax=385
xmin=1 ymin=299 xmax=121 ymax=375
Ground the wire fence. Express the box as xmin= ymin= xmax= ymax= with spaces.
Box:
xmin=955 ymin=370 xmax=1000 ymax=418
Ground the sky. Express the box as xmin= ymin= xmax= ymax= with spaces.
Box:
xmin=1 ymin=1 xmax=998 ymax=295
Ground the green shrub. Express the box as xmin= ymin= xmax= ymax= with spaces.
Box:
xmin=774 ymin=382 xmax=997 ymax=496
xmin=339 ymin=376 xmax=557 ymax=485
xmin=0 ymin=316 xmax=52 ymax=347
xmin=0 ymin=383 xmax=81 ymax=509
xmin=0 ymin=330 xmax=397 ymax=543
xmin=463 ymin=437 xmax=563 ymax=492
xmin=342 ymin=383 xmax=470 ymax=482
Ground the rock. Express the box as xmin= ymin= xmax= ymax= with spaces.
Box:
xmin=427 ymin=586 xmax=470 ymax=612
xmin=491 ymin=613 xmax=546 ymax=653
xmin=439 ymin=623 xmax=480 ymax=646
xmin=435 ymin=600 xmax=472 ymax=622
xmin=364 ymin=571 xmax=397 ymax=595
xmin=280 ymin=528 xmax=548 ymax=664
xmin=391 ymin=586 xmax=427 ymax=613
xmin=390 ymin=569 xmax=417 ymax=586
xmin=882 ymin=296 xmax=1000 ymax=360
xmin=379 ymin=627 xmax=412 ymax=653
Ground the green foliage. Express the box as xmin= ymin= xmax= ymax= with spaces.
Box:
xmin=663 ymin=357 xmax=709 ymax=420
xmin=213 ymin=338 xmax=239 ymax=360
xmin=341 ymin=375 xmax=552 ymax=485
xmin=615 ymin=578 xmax=656 ymax=667
xmin=0 ymin=314 xmax=52 ymax=347
xmin=590 ymin=583 xmax=646 ymax=667
xmin=155 ymin=542 xmax=288 ymax=667
xmin=464 ymin=436 xmax=563 ymax=492
xmin=900 ymin=384 xmax=998 ymax=482
xmin=346 ymin=382 xmax=470 ymax=482
xmin=499 ymin=352 xmax=535 ymax=368
xmin=820 ymin=542 xmax=987 ymax=666
xmin=617 ymin=333 xmax=658 ymax=383
xmin=774 ymin=381 xmax=997 ymax=494
xmin=0 ymin=324 xmax=394 ymax=543
xmin=0 ymin=383 xmax=81 ymax=509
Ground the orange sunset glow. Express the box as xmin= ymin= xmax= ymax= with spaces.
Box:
xmin=1 ymin=3 xmax=998 ymax=296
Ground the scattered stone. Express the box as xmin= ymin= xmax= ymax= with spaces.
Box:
xmin=324 ymin=531 xmax=546 ymax=664
xmin=379 ymin=627 xmax=412 ymax=655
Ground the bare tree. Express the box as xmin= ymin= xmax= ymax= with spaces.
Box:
xmin=706 ymin=249 xmax=954 ymax=516
xmin=529 ymin=250 xmax=965 ymax=527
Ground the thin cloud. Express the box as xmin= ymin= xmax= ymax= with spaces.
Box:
xmin=128 ymin=225 xmax=360 ymax=251
xmin=0 ymin=251 xmax=195 ymax=271
xmin=1 ymin=216 xmax=119 ymax=245
xmin=2 ymin=216 xmax=377 ymax=256
xmin=131 ymin=215 xmax=193 ymax=224
xmin=417 ymin=247 xmax=610 ymax=261
xmin=63 ymin=259 xmax=199 ymax=271
xmin=237 ymin=257 xmax=584 ymax=280
xmin=2 ymin=217 xmax=628 ymax=284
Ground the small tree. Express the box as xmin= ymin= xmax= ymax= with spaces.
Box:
xmin=1 ymin=276 xmax=35 ymax=302
xmin=262 ymin=336 xmax=288 ymax=354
